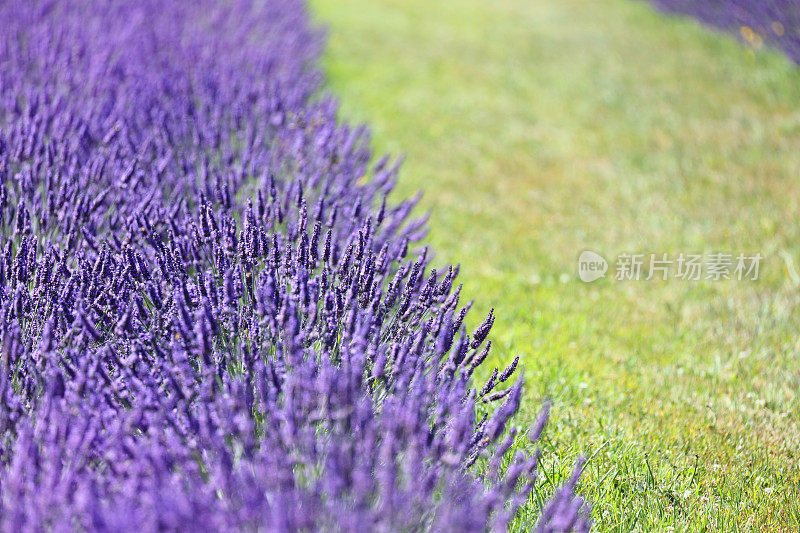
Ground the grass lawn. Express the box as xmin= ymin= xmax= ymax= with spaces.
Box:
xmin=310 ymin=0 xmax=800 ymax=529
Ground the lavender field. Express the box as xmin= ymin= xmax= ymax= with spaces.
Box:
xmin=315 ymin=0 xmax=800 ymax=530
xmin=2 ymin=0 xmax=800 ymax=531
xmin=0 ymin=0 xmax=589 ymax=530
xmin=652 ymin=0 xmax=800 ymax=63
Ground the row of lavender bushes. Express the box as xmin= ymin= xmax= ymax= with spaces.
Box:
xmin=650 ymin=0 xmax=800 ymax=63
xmin=0 ymin=0 xmax=591 ymax=530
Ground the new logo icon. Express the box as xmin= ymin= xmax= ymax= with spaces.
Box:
xmin=578 ymin=250 xmax=607 ymax=282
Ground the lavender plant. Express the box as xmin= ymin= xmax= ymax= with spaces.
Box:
xmin=650 ymin=0 xmax=800 ymax=63
xmin=0 ymin=0 xmax=591 ymax=530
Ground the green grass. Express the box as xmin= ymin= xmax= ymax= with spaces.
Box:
xmin=310 ymin=0 xmax=800 ymax=529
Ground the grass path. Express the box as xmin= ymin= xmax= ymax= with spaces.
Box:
xmin=311 ymin=0 xmax=800 ymax=529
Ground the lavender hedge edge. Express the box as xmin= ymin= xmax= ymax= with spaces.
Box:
xmin=0 ymin=1 xmax=591 ymax=531
xmin=650 ymin=0 xmax=800 ymax=64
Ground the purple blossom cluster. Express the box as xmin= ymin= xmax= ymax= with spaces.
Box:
xmin=0 ymin=0 xmax=591 ymax=530
xmin=650 ymin=0 xmax=800 ymax=63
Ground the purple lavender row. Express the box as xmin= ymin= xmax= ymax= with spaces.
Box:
xmin=650 ymin=0 xmax=800 ymax=63
xmin=0 ymin=0 xmax=590 ymax=530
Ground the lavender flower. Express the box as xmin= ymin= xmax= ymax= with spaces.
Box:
xmin=0 ymin=0 xmax=590 ymax=530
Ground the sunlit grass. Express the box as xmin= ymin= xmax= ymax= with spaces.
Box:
xmin=311 ymin=0 xmax=800 ymax=529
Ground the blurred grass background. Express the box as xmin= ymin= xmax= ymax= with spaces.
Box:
xmin=311 ymin=0 xmax=800 ymax=529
